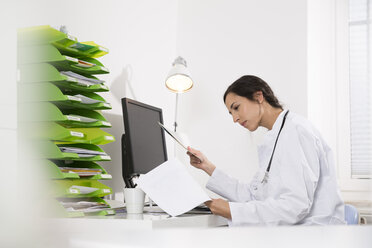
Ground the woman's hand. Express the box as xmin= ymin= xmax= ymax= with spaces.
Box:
xmin=186 ymin=146 xmax=216 ymax=176
xmin=205 ymin=199 xmax=232 ymax=220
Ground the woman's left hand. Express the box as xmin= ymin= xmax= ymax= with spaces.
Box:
xmin=205 ymin=198 xmax=232 ymax=220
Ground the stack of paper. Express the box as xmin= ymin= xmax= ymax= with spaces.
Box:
xmin=69 ymin=185 xmax=98 ymax=194
xmin=59 ymin=167 xmax=102 ymax=176
xmin=65 ymin=94 xmax=105 ymax=104
xmin=60 ymin=200 xmax=110 ymax=213
xmin=61 ymin=71 xmax=105 ymax=85
xmin=76 ymin=59 xmax=96 ymax=68
xmin=59 ymin=147 xmax=107 ymax=157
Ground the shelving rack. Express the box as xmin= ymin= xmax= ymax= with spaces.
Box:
xmin=18 ymin=25 xmax=115 ymax=217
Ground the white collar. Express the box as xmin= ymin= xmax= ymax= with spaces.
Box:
xmin=264 ymin=109 xmax=289 ymax=140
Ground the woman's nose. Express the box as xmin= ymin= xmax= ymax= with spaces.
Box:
xmin=233 ymin=114 xmax=239 ymax=123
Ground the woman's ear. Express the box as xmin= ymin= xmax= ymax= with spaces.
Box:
xmin=254 ymin=91 xmax=264 ymax=104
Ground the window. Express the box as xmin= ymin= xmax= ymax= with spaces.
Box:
xmin=349 ymin=0 xmax=372 ymax=178
xmin=335 ymin=0 xmax=371 ymax=194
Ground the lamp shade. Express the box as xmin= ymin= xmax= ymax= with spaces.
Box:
xmin=165 ymin=56 xmax=193 ymax=93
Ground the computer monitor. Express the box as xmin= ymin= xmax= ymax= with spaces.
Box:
xmin=121 ymin=97 xmax=168 ymax=187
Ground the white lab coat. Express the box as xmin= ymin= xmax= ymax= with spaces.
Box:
xmin=206 ymin=110 xmax=345 ymax=226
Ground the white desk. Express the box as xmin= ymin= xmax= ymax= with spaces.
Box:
xmin=44 ymin=206 xmax=372 ymax=248
xmin=45 ymin=223 xmax=372 ymax=248
xmin=51 ymin=214 xmax=226 ymax=232
xmin=49 ymin=206 xmax=228 ymax=233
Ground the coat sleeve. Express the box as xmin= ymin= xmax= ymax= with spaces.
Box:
xmin=230 ymin=124 xmax=321 ymax=225
xmin=206 ymin=168 xmax=254 ymax=202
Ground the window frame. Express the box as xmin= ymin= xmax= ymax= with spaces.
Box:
xmin=336 ymin=0 xmax=372 ymax=193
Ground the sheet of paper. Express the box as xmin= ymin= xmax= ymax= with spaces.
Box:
xmin=69 ymin=185 xmax=98 ymax=194
xmin=137 ymin=159 xmax=210 ymax=217
xmin=73 ymin=94 xmax=104 ymax=104
xmin=59 ymin=147 xmax=107 ymax=155
xmin=61 ymin=71 xmax=105 ymax=85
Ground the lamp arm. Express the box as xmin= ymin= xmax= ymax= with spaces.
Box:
xmin=174 ymin=93 xmax=179 ymax=132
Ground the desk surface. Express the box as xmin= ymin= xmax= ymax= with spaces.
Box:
xmin=46 ymin=222 xmax=372 ymax=248
xmin=50 ymin=208 xmax=228 ymax=232
xmin=46 ymin=206 xmax=372 ymax=248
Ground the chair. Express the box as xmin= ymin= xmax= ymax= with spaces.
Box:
xmin=344 ymin=204 xmax=359 ymax=225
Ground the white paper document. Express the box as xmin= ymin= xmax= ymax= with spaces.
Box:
xmin=59 ymin=147 xmax=107 ymax=156
xmin=61 ymin=71 xmax=105 ymax=85
xmin=73 ymin=94 xmax=104 ymax=104
xmin=137 ymin=159 xmax=210 ymax=217
xmin=69 ymin=185 xmax=98 ymax=194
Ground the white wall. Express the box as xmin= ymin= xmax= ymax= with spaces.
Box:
xmin=307 ymin=0 xmax=338 ymax=169
xmin=0 ymin=2 xmax=22 ymax=247
xmin=175 ymin=0 xmax=308 ymax=191
xmin=5 ymin=0 xmax=365 ymax=245
xmin=1 ymin=0 xmax=179 ymax=246
xmin=4 ymin=0 xmax=309 ymax=200
xmin=13 ymin=0 xmax=180 ymax=198
xmin=4 ymin=0 xmax=308 ymax=202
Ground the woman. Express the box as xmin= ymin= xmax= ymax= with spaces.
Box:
xmin=187 ymin=75 xmax=345 ymax=226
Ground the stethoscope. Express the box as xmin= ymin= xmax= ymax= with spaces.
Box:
xmin=261 ymin=110 xmax=290 ymax=184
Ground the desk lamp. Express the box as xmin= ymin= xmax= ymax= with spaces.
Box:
xmin=165 ymin=56 xmax=194 ymax=132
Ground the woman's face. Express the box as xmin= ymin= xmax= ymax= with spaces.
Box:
xmin=224 ymin=92 xmax=262 ymax=131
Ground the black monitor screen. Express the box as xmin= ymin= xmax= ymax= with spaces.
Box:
xmin=121 ymin=98 xmax=167 ymax=179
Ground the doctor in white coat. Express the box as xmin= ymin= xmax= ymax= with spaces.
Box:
xmin=187 ymin=75 xmax=345 ymax=226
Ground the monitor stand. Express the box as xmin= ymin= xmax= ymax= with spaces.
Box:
xmin=121 ymin=133 xmax=139 ymax=188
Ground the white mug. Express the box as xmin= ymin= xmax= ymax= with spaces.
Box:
xmin=126 ymin=213 xmax=144 ymax=220
xmin=124 ymin=187 xmax=145 ymax=214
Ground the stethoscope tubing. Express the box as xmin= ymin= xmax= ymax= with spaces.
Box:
xmin=261 ymin=110 xmax=290 ymax=184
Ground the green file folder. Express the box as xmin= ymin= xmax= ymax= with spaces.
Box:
xmin=24 ymin=122 xmax=115 ymax=144
xmin=38 ymin=141 xmax=111 ymax=161
xmin=53 ymin=179 xmax=113 ymax=198
xmin=82 ymin=197 xmax=116 ymax=216
xmin=19 ymin=102 xmax=112 ymax=128
xmin=39 ymin=141 xmax=79 ymax=160
xmin=18 ymin=25 xmax=77 ymax=48
xmin=67 ymin=41 xmax=109 ymax=59
xmin=56 ymin=143 xmax=111 ymax=161
xmin=18 ymin=44 xmax=109 ymax=75
xmin=24 ymin=122 xmax=85 ymax=143
xmin=54 ymin=200 xmax=85 ymax=218
xmin=20 ymin=82 xmax=112 ymax=110
xmin=51 ymin=160 xmax=112 ymax=180
xmin=56 ymin=197 xmax=115 ymax=216
xmin=18 ymin=25 xmax=108 ymax=58
xmin=46 ymin=160 xmax=80 ymax=179
xmin=19 ymin=63 xmax=109 ymax=92
xmin=59 ymin=108 xmax=112 ymax=128
xmin=56 ymin=127 xmax=115 ymax=145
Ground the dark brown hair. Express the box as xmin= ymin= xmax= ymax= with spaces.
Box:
xmin=223 ymin=75 xmax=283 ymax=109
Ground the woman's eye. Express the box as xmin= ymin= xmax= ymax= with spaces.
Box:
xmin=234 ymin=105 xmax=239 ymax=111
